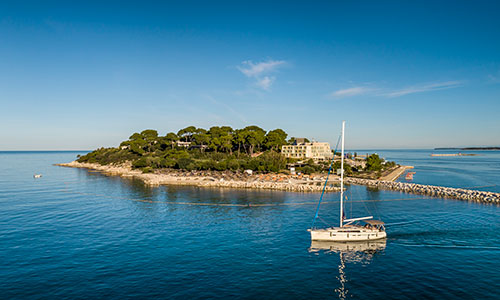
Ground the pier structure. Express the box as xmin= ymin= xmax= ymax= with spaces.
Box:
xmin=346 ymin=178 xmax=500 ymax=204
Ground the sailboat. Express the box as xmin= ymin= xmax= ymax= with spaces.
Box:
xmin=309 ymin=121 xmax=386 ymax=242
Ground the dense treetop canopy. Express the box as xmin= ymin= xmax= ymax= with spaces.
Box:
xmin=78 ymin=125 xmax=397 ymax=177
xmin=79 ymin=125 xmax=293 ymax=173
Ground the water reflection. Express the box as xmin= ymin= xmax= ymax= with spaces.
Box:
xmin=309 ymin=240 xmax=386 ymax=299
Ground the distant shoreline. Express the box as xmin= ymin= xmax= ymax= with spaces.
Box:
xmin=434 ymin=147 xmax=500 ymax=150
xmin=430 ymin=153 xmax=478 ymax=157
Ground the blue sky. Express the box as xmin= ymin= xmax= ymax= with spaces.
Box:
xmin=1 ymin=0 xmax=499 ymax=150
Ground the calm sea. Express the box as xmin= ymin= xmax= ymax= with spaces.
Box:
xmin=0 ymin=150 xmax=499 ymax=299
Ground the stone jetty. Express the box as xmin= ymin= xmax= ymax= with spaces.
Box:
xmin=346 ymin=178 xmax=500 ymax=204
xmin=379 ymin=165 xmax=414 ymax=181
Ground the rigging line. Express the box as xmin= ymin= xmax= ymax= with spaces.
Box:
xmin=310 ymin=133 xmax=342 ymax=229
xmin=361 ymin=186 xmax=382 ymax=220
xmin=317 ymin=215 xmax=333 ymax=228
xmin=354 ymin=182 xmax=381 ymax=220
xmin=373 ymin=200 xmax=382 ymax=220
xmin=350 ymin=193 xmax=353 ymax=219
xmin=359 ymin=191 xmax=377 ymax=219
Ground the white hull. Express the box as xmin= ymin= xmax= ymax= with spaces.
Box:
xmin=309 ymin=226 xmax=386 ymax=242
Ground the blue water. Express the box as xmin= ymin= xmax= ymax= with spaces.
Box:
xmin=1 ymin=151 xmax=499 ymax=299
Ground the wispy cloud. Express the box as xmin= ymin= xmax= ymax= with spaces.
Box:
xmin=384 ymin=81 xmax=464 ymax=97
xmin=256 ymin=76 xmax=274 ymax=90
xmin=237 ymin=59 xmax=286 ymax=90
xmin=331 ymin=86 xmax=374 ymax=97
xmin=238 ymin=60 xmax=286 ymax=77
xmin=331 ymin=80 xmax=464 ymax=99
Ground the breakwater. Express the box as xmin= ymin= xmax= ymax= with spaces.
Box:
xmin=346 ymin=178 xmax=500 ymax=204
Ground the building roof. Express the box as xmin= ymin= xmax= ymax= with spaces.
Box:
xmin=293 ymin=138 xmax=307 ymax=145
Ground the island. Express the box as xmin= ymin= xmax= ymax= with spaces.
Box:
xmin=58 ymin=126 xmax=500 ymax=204
xmin=58 ymin=126 xmax=401 ymax=192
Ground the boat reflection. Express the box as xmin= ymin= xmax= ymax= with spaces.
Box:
xmin=309 ymin=240 xmax=386 ymax=299
xmin=309 ymin=240 xmax=386 ymax=261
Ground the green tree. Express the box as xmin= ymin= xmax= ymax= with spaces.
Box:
xmin=140 ymin=129 xmax=158 ymax=141
xmin=129 ymin=132 xmax=142 ymax=141
xmin=140 ymin=129 xmax=159 ymax=152
xmin=127 ymin=132 xmax=148 ymax=155
xmin=207 ymin=126 xmax=234 ymax=153
xmin=164 ymin=132 xmax=178 ymax=149
xmin=130 ymin=140 xmax=146 ymax=155
xmin=219 ymin=126 xmax=234 ymax=153
xmin=192 ymin=128 xmax=209 ymax=151
xmin=244 ymin=125 xmax=266 ymax=155
xmin=366 ymin=154 xmax=384 ymax=171
xmin=264 ymin=128 xmax=288 ymax=151
xmin=234 ymin=129 xmax=247 ymax=155
xmin=177 ymin=126 xmax=197 ymax=142
xmin=333 ymin=161 xmax=353 ymax=175
xmin=78 ymin=125 xmax=298 ymax=174
xmin=208 ymin=126 xmax=223 ymax=152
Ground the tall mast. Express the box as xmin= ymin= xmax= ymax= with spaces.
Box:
xmin=340 ymin=121 xmax=345 ymax=227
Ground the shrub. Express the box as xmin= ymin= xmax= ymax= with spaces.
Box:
xmin=176 ymin=157 xmax=193 ymax=169
xmin=141 ymin=167 xmax=153 ymax=173
xmin=299 ymin=165 xmax=315 ymax=174
xmin=132 ymin=157 xmax=148 ymax=168
xmin=332 ymin=161 xmax=353 ymax=175
xmin=227 ymin=159 xmax=240 ymax=170
xmin=160 ymin=158 xmax=176 ymax=168
xmin=215 ymin=160 xmax=228 ymax=171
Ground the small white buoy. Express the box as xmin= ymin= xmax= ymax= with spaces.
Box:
xmin=34 ymin=174 xmax=42 ymax=178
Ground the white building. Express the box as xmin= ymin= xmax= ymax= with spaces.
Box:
xmin=281 ymin=141 xmax=332 ymax=160
xmin=176 ymin=141 xmax=192 ymax=148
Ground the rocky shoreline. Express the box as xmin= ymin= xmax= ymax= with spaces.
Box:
xmin=57 ymin=161 xmax=342 ymax=193
xmin=57 ymin=161 xmax=500 ymax=204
